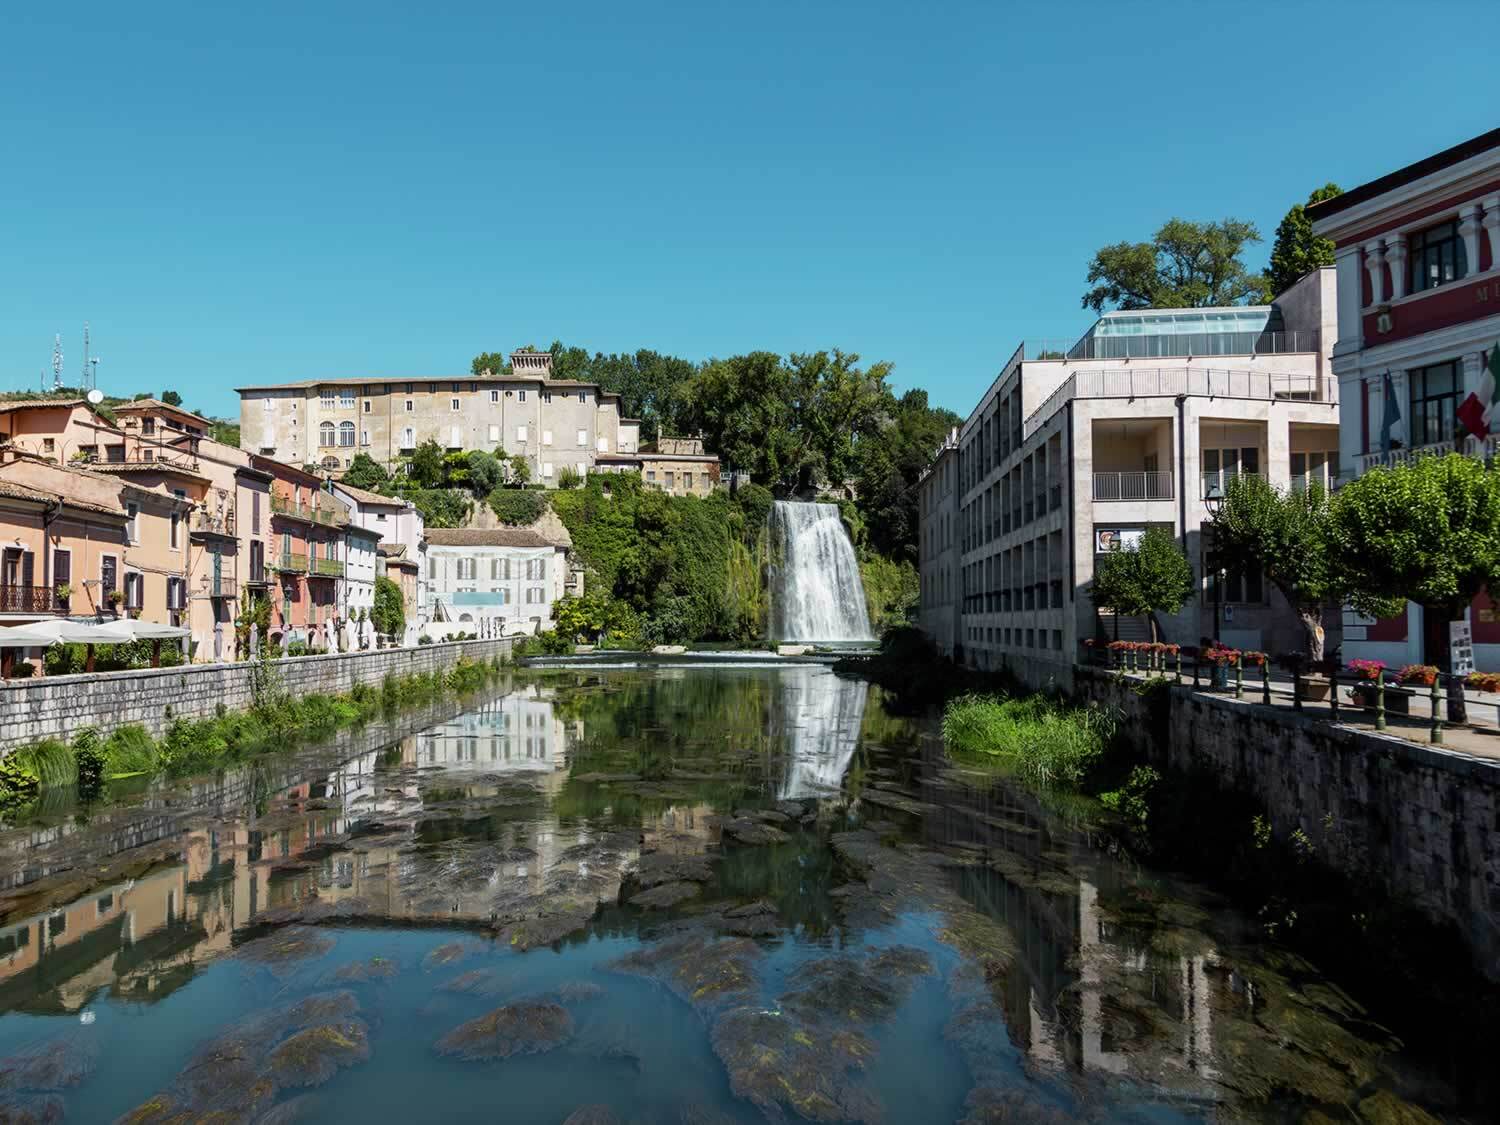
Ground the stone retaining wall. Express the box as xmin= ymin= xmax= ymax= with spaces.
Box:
xmin=1075 ymin=667 xmax=1500 ymax=979
xmin=0 ymin=638 xmax=515 ymax=754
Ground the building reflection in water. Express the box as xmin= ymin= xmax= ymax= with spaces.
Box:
xmin=0 ymin=683 xmax=584 ymax=1015
xmin=777 ymin=666 xmax=869 ymax=799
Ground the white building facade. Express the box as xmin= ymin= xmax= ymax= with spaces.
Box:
xmin=342 ymin=524 xmax=380 ymax=648
xmin=919 ymin=273 xmax=1340 ymax=688
xmin=1310 ymin=127 xmax=1500 ymax=670
xmin=423 ymin=528 xmax=557 ymax=639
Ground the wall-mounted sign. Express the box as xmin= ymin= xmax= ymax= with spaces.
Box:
xmin=1451 ymin=621 xmax=1475 ymax=677
xmin=1095 ymin=528 xmax=1144 ymax=553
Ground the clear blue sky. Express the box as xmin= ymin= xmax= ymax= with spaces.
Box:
xmin=2 ymin=0 xmax=1494 ymax=421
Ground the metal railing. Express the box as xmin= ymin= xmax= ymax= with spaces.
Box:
xmin=277 ymin=551 xmax=309 ymax=573
xmin=1201 ymin=468 xmax=1259 ymax=497
xmin=271 ymin=493 xmax=349 ymax=527
xmin=1021 ymin=329 xmax=1319 ymax=364
xmin=0 ymin=585 xmax=66 ymax=614
xmin=1093 ymin=471 xmax=1174 ymax=501
xmin=194 ymin=507 xmax=236 ymax=535
xmin=311 ymin=557 xmax=345 ymax=577
xmin=1024 ymin=367 xmax=1335 ymax=440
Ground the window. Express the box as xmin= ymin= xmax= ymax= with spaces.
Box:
xmin=451 ymin=397 xmax=461 ymax=412
xmin=578 ymin=391 xmax=586 ymax=403
xmin=519 ymin=390 xmax=526 ymax=402
xmin=470 ymin=382 xmax=477 ymax=392
xmin=42 ymin=438 xmax=54 ymax=453
xmin=1409 ymin=220 xmax=1467 ymax=294
xmin=457 ymin=558 xmax=477 ymax=580
xmin=1409 ymin=360 xmax=1460 ymax=448
xmin=142 ymin=417 xmax=156 ymax=436
xmin=488 ymin=424 xmax=500 ymax=443
xmin=449 ymin=425 xmax=463 ymax=448
xmin=340 ymin=389 xmax=356 ymax=409
xmin=166 ymin=576 xmax=186 ymax=611
xmin=646 ymin=470 xmax=656 ymax=483
xmin=362 ymin=399 xmax=371 ymax=413
xmin=126 ymin=502 xmax=139 ymax=543
xmin=263 ymin=398 xmax=274 ymax=413
xmin=170 ymin=509 xmax=180 ymax=549
xmin=427 ymin=556 xmax=438 ymax=579
xmin=451 ymin=381 xmax=461 ymax=393
xmin=1201 ymin=446 xmax=1259 ymax=495
xmin=542 ymin=462 xmax=554 ymax=478
xmin=684 ymin=472 xmax=694 ymax=490
xmin=101 ymin=555 xmax=118 ymax=596
xmin=575 ymin=462 xmax=586 ymax=479
xmin=54 ymin=550 xmax=71 ymax=607
xmin=321 ymin=389 xmax=335 ymax=408
xmin=320 ymin=421 xmax=336 ymax=447
xmin=338 ymin=420 xmax=356 ymax=447
xmin=597 ymin=436 xmax=608 ymax=452
xmin=576 ymin=429 xmax=587 ymax=447
xmin=405 ymin=382 xmax=413 ymax=394
xmin=543 ymin=430 xmax=553 ymax=446
xmin=402 ymin=427 xmax=415 ymax=449
xmin=360 ymin=429 xmax=370 ymax=446
xmin=517 ymin=425 xmax=528 ymax=442
xmin=405 ymin=399 xmax=414 ymax=412
xmin=1290 ymin=451 xmax=1336 ymax=492
xmin=665 ymin=471 xmax=676 ymax=489
xmin=490 ymin=390 xmax=499 ymax=403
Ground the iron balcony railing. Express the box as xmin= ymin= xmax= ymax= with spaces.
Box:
xmin=278 ymin=551 xmax=309 ymax=573
xmin=271 ymin=493 xmax=349 ymax=527
xmin=1023 ymin=367 xmax=1336 ymax=440
xmin=1201 ymin=468 xmax=1259 ymax=497
xmin=311 ymin=557 xmax=345 ymax=578
xmin=1093 ymin=471 xmax=1174 ymax=501
xmin=0 ymin=585 xmax=66 ymax=614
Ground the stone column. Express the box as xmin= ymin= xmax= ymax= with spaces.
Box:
xmin=1459 ymin=204 xmax=1484 ymax=276
xmin=1482 ymin=195 xmax=1500 ymax=272
xmin=1333 ymin=246 xmax=1365 ymax=356
xmin=1363 ymin=241 xmax=1387 ymax=306
xmin=1384 ymin=231 xmax=1408 ymax=300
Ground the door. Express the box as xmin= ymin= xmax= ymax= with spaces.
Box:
xmin=1422 ymin=606 xmax=1449 ymax=668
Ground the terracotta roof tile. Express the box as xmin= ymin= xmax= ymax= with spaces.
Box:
xmin=424 ymin=527 xmax=554 ymax=548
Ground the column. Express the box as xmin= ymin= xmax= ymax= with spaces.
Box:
xmin=1459 ymin=204 xmax=1483 ymax=276
xmin=1333 ymin=246 xmax=1364 ymax=356
xmin=1362 ymin=240 xmax=1386 ymax=306
xmin=1482 ymin=195 xmax=1500 ymax=272
xmin=1384 ymin=231 xmax=1408 ymax=300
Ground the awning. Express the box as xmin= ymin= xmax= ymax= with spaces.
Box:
xmin=0 ymin=618 xmax=136 ymax=647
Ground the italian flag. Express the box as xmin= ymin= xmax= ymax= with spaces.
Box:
xmin=1458 ymin=343 xmax=1500 ymax=441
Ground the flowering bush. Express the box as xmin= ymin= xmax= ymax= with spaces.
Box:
xmin=1107 ymin=640 xmax=1137 ymax=652
xmin=1395 ymin=664 xmax=1439 ymax=686
xmin=1241 ymin=650 xmax=1268 ymax=667
xmin=1203 ymin=645 xmax=1240 ymax=667
xmin=1347 ymin=659 xmax=1386 ymax=682
xmin=1152 ymin=642 xmax=1180 ymax=655
xmin=1466 ymin=671 xmax=1500 ymax=693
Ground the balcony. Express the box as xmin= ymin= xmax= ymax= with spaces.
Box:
xmin=0 ymin=585 xmax=66 ymax=615
xmin=1093 ymin=471 xmax=1174 ymax=501
xmin=271 ymin=493 xmax=349 ymax=527
xmin=311 ymin=557 xmax=345 ymax=578
xmin=192 ymin=507 xmax=236 ymax=538
xmin=1355 ymin=435 xmax=1497 ymax=476
xmin=1201 ymin=468 xmax=1259 ymax=498
xmin=277 ymin=552 xmax=309 ymax=573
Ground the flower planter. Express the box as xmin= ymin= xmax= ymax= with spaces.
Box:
xmin=1301 ymin=675 xmax=1332 ymax=702
xmin=1350 ymin=682 xmax=1410 ymax=715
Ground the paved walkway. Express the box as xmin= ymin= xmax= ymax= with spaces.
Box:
xmin=1115 ymin=665 xmax=1500 ymax=764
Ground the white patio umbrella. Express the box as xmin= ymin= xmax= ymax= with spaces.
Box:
xmin=0 ymin=619 xmax=136 ymax=646
xmin=108 ymin=619 xmax=191 ymax=641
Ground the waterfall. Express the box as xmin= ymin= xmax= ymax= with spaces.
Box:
xmin=778 ymin=666 xmax=869 ymax=798
xmin=768 ymin=501 xmax=874 ymax=642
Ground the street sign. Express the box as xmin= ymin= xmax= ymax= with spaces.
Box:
xmin=1451 ymin=620 xmax=1475 ymax=677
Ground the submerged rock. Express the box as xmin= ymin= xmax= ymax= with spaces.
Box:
xmin=235 ymin=927 xmax=336 ymax=974
xmin=632 ymin=851 xmax=716 ymax=888
xmin=628 ymin=881 xmax=702 ymax=910
xmin=0 ymin=1093 xmax=65 ymax=1124
xmin=780 ymin=945 xmax=933 ymax=1025
xmin=710 ymin=1007 xmax=880 ymax=1123
xmin=434 ymin=1000 xmax=574 ymax=1062
xmin=556 ymin=981 xmax=605 ymax=1003
xmin=0 ymin=1034 xmax=99 ymax=1091
xmin=605 ymin=935 xmax=762 ymax=1015
xmin=328 ymin=956 xmax=399 ymax=984
xmin=561 ymin=1107 xmax=619 ymax=1125
xmin=492 ymin=905 xmax=596 ymax=951
xmin=265 ymin=1022 xmax=371 ymax=1088
xmin=437 ymin=969 xmax=510 ymax=997
xmin=720 ymin=818 xmax=790 ymax=846
xmin=421 ymin=941 xmax=475 ymax=970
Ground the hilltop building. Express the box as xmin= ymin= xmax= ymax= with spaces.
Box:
xmin=917 ymin=271 xmax=1340 ymax=688
xmin=1309 ymin=127 xmax=1500 ymax=670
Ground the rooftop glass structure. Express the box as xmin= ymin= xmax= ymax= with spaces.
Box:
xmin=1068 ymin=306 xmax=1289 ymax=360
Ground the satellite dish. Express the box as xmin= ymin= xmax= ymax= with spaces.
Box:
xmin=86 ymin=389 xmax=105 ymax=405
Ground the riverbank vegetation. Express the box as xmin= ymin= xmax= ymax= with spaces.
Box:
xmin=0 ymin=655 xmax=507 ymax=814
xmin=941 ymin=694 xmax=1116 ymax=787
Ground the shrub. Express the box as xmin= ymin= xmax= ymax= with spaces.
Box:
xmin=488 ymin=487 xmax=548 ymax=526
xmin=72 ymin=728 xmax=106 ymax=799
xmin=556 ymin=467 xmax=582 ymax=490
xmin=102 ymin=725 xmax=158 ymax=776
xmin=10 ymin=661 xmax=33 ymax=679
xmin=941 ymin=694 xmax=1116 ymax=789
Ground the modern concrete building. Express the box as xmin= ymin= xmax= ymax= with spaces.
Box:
xmin=422 ymin=527 xmax=558 ymax=638
xmin=236 ymin=350 xmax=641 ymax=483
xmin=917 ymin=429 xmax=960 ymax=653
xmin=917 ymin=273 xmax=1340 ymax=687
xmin=1310 ymin=127 xmax=1500 ymax=670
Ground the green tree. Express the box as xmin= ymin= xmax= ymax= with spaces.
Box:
xmin=372 ymin=575 xmax=405 ymax=639
xmin=342 ymin=452 xmax=391 ymax=491
xmin=854 ymin=388 xmax=960 ymax=561
xmin=505 ymin=453 xmax=532 ymax=487
xmin=1082 ymin=218 xmax=1263 ymax=314
xmin=1264 ymin=184 xmax=1343 ymax=298
xmin=471 ymin=351 xmax=510 ymax=376
xmin=161 ymin=390 xmax=183 ymax=407
xmin=406 ymin=439 xmax=446 ymax=488
xmin=1088 ymin=527 xmax=1194 ymax=642
xmin=553 ymin=591 xmax=624 ymax=643
xmin=463 ymin=450 xmax=504 ymax=496
xmin=1328 ymin=455 xmax=1500 ymax=720
xmin=1212 ymin=475 xmax=1341 ymax=661
xmin=211 ymin=420 xmax=240 ymax=448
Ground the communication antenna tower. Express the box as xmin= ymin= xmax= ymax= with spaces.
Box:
xmin=81 ymin=323 xmax=93 ymax=390
xmin=51 ymin=335 xmax=63 ymax=392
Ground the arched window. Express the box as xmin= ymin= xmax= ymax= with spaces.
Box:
xmin=338 ymin=421 xmax=356 ymax=447
xmin=319 ymin=421 xmax=336 ymax=447
xmin=321 ymin=455 xmax=340 ymax=470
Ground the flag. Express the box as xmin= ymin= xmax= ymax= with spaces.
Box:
xmin=1379 ymin=370 xmax=1402 ymax=452
xmin=1457 ymin=344 xmax=1500 ymax=443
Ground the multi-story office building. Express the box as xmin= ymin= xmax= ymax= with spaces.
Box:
xmin=918 ymin=271 xmax=1340 ymax=687
xmin=916 ymin=429 xmax=959 ymax=653
xmin=237 ymin=350 xmax=642 ymax=483
xmin=1310 ymin=128 xmax=1500 ymax=670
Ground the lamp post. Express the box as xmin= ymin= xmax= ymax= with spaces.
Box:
xmin=1204 ymin=483 xmax=1225 ymax=645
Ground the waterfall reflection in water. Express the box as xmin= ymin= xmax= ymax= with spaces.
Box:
xmin=777 ymin=666 xmax=869 ymax=799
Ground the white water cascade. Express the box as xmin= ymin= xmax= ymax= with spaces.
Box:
xmin=778 ymin=666 xmax=870 ymax=798
xmin=768 ymin=501 xmax=874 ymax=642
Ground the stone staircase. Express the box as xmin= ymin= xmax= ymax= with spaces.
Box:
xmin=1095 ymin=611 xmax=1152 ymax=643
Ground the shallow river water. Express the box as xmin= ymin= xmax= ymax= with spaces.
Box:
xmin=0 ymin=664 xmax=1481 ymax=1122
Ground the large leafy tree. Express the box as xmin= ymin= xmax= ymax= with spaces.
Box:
xmin=855 ymin=389 xmax=960 ymax=561
xmin=1264 ymin=183 xmax=1343 ymax=298
xmin=1089 ymin=527 xmax=1195 ymax=642
xmin=372 ymin=576 xmax=405 ymax=639
xmin=1212 ymin=475 xmax=1343 ymax=661
xmin=405 ymin=439 xmax=446 ymax=489
xmin=341 ymin=453 xmax=391 ymax=491
xmin=1082 ymin=218 xmax=1263 ymax=314
xmin=470 ymin=351 xmax=510 ymax=376
xmin=1328 ymin=455 xmax=1500 ymax=720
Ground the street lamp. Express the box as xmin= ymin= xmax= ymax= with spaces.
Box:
xmin=1203 ymin=483 xmax=1225 ymax=644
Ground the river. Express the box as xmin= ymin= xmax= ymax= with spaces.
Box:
xmin=0 ymin=663 xmax=1481 ymax=1122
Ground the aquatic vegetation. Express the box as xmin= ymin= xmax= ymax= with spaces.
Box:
xmin=627 ymin=880 xmax=702 ymax=909
xmin=265 ymin=1022 xmax=371 ymax=1087
xmin=329 ymin=956 xmax=399 ymax=984
xmin=779 ymin=946 xmax=933 ymax=1025
xmin=710 ymin=1007 xmax=882 ymax=1123
xmin=941 ymin=694 xmax=1116 ymax=788
xmin=421 ymin=941 xmax=475 ymax=970
xmin=606 ymin=934 xmax=763 ymax=1015
xmin=434 ymin=1000 xmax=574 ymax=1061
xmin=101 ymin=723 xmax=159 ymax=776
xmin=0 ymin=1034 xmax=98 ymax=1091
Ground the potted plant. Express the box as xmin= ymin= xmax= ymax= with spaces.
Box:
xmin=106 ymin=589 xmax=124 ymax=612
xmin=1203 ymin=644 xmax=1239 ymax=689
xmin=54 ymin=582 xmax=71 ymax=607
xmin=1466 ymin=671 xmax=1500 ymax=694
xmin=1396 ymin=664 xmax=1439 ymax=687
xmin=1347 ymin=659 xmax=1408 ymax=715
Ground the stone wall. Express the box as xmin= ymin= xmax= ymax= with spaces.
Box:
xmin=0 ymin=638 xmax=515 ymax=755
xmin=1075 ymin=667 xmax=1500 ymax=978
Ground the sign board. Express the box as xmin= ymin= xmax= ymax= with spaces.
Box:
xmin=1095 ymin=528 xmax=1145 ymax=553
xmin=1451 ymin=621 xmax=1475 ymax=677
xmin=1223 ymin=605 xmax=1235 ymax=623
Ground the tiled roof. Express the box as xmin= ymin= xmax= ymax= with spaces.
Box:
xmin=376 ymin=543 xmax=407 ymax=558
xmin=335 ymin=481 xmax=407 ymax=507
xmin=0 ymin=478 xmax=127 ymax=519
xmin=0 ymin=398 xmax=87 ymax=411
xmin=112 ymin=398 xmax=215 ymax=427
xmin=235 ymin=375 xmax=621 ymax=396
xmin=83 ymin=461 xmax=212 ymax=483
xmin=424 ymin=528 xmax=553 ymax=548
